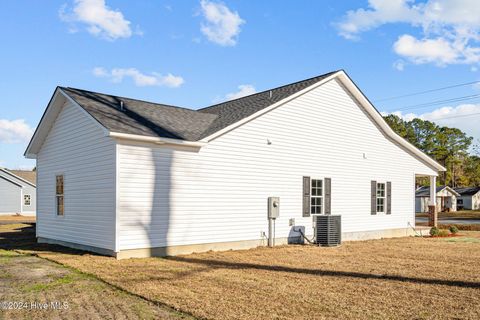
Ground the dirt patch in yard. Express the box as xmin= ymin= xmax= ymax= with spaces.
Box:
xmin=0 ymin=224 xmax=193 ymax=320
xmin=29 ymin=233 xmax=480 ymax=320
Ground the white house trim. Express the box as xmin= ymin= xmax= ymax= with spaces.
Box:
xmin=201 ymin=73 xmax=339 ymax=142
xmin=58 ymin=88 xmax=109 ymax=136
xmin=108 ymin=132 xmax=207 ymax=148
xmin=0 ymin=168 xmax=36 ymax=187
xmin=201 ymin=70 xmax=445 ymax=172
xmin=25 ymin=88 xmax=109 ymax=159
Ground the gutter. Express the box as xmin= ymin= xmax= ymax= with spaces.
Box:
xmin=108 ymin=132 xmax=208 ymax=148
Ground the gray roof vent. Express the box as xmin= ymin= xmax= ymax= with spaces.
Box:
xmin=119 ymin=100 xmax=125 ymax=111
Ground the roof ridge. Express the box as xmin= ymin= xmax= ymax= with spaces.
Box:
xmin=198 ymin=71 xmax=338 ymax=112
xmin=61 ymin=87 xmax=197 ymax=113
xmin=0 ymin=168 xmax=36 ymax=187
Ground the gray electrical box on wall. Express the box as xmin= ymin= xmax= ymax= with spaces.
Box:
xmin=268 ymin=197 xmax=280 ymax=219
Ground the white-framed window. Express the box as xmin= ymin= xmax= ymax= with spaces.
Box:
xmin=56 ymin=175 xmax=64 ymax=216
xmin=24 ymin=194 xmax=31 ymax=206
xmin=311 ymin=179 xmax=323 ymax=214
xmin=376 ymin=182 xmax=386 ymax=213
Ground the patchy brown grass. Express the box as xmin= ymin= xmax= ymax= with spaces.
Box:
xmin=0 ymin=215 xmax=36 ymax=223
xmin=0 ymin=224 xmax=193 ymax=320
xmin=27 ymin=235 xmax=480 ymax=319
xmin=3 ymin=223 xmax=480 ymax=319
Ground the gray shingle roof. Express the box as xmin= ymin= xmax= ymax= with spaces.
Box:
xmin=7 ymin=170 xmax=36 ymax=185
xmin=197 ymin=72 xmax=336 ymax=138
xmin=454 ymin=187 xmax=480 ymax=196
xmin=60 ymin=71 xmax=336 ymax=141
xmin=61 ymin=88 xmax=217 ymax=141
xmin=415 ymin=186 xmax=447 ymax=197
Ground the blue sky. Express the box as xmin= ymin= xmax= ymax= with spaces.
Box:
xmin=1 ymin=0 xmax=480 ymax=169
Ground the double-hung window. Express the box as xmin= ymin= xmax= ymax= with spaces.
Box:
xmin=376 ymin=182 xmax=386 ymax=213
xmin=56 ymin=175 xmax=64 ymax=216
xmin=311 ymin=179 xmax=323 ymax=214
xmin=24 ymin=194 xmax=31 ymax=206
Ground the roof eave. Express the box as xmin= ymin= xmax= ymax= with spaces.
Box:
xmin=200 ymin=70 xmax=445 ymax=172
xmin=25 ymin=88 xmax=111 ymax=158
xmin=200 ymin=71 xmax=341 ymax=142
xmin=0 ymin=168 xmax=36 ymax=187
xmin=108 ymin=132 xmax=207 ymax=148
xmin=336 ymin=71 xmax=446 ymax=172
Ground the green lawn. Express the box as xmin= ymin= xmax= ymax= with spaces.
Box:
xmin=416 ymin=210 xmax=480 ymax=218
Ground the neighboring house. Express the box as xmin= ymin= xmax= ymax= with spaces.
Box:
xmin=0 ymin=168 xmax=36 ymax=216
xmin=8 ymin=169 xmax=37 ymax=185
xmin=454 ymin=187 xmax=480 ymax=210
xmin=25 ymin=70 xmax=445 ymax=258
xmin=415 ymin=186 xmax=459 ymax=213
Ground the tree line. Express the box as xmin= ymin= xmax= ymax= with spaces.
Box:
xmin=383 ymin=114 xmax=480 ymax=187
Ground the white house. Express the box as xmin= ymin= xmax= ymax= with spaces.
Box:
xmin=454 ymin=187 xmax=480 ymax=210
xmin=25 ymin=70 xmax=445 ymax=258
xmin=415 ymin=186 xmax=459 ymax=213
xmin=0 ymin=168 xmax=36 ymax=216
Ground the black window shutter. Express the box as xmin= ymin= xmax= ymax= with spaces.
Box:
xmin=324 ymin=178 xmax=331 ymax=215
xmin=371 ymin=180 xmax=377 ymax=215
xmin=386 ymin=181 xmax=392 ymax=215
xmin=303 ymin=176 xmax=310 ymax=217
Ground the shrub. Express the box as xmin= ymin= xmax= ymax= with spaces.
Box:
xmin=430 ymin=227 xmax=439 ymax=236
xmin=449 ymin=225 xmax=459 ymax=234
xmin=439 ymin=224 xmax=480 ymax=231
xmin=438 ymin=229 xmax=449 ymax=237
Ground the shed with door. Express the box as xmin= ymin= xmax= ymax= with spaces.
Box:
xmin=25 ymin=70 xmax=445 ymax=258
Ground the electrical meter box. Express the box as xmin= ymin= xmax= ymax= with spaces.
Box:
xmin=268 ymin=197 xmax=280 ymax=219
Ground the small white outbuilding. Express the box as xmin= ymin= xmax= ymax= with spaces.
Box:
xmin=25 ymin=70 xmax=445 ymax=258
xmin=415 ymin=186 xmax=459 ymax=213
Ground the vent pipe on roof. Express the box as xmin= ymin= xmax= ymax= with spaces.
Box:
xmin=269 ymin=90 xmax=272 ymax=99
xmin=119 ymin=100 xmax=125 ymax=111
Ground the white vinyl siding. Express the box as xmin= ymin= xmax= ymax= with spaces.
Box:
xmin=36 ymin=101 xmax=116 ymax=250
xmin=457 ymin=193 xmax=480 ymax=210
xmin=0 ymin=178 xmax=22 ymax=214
xmin=117 ymin=79 xmax=437 ymax=250
xmin=0 ymin=171 xmax=36 ymax=215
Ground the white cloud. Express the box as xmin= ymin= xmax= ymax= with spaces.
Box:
xmin=0 ymin=119 xmax=34 ymax=144
xmin=337 ymin=0 xmax=480 ymax=67
xmin=337 ymin=0 xmax=420 ymax=40
xmin=393 ymin=35 xmax=460 ymax=66
xmin=225 ymin=84 xmax=256 ymax=100
xmin=200 ymin=0 xmax=245 ymax=46
xmin=93 ymin=67 xmax=184 ymax=88
xmin=387 ymin=103 xmax=480 ymax=140
xmin=393 ymin=59 xmax=405 ymax=71
xmin=60 ymin=0 xmax=134 ymax=40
